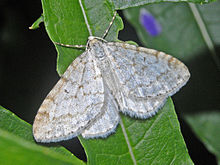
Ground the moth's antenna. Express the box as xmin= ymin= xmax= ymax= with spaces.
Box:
xmin=53 ymin=41 xmax=86 ymax=49
xmin=102 ymin=11 xmax=117 ymax=39
xmin=79 ymin=0 xmax=92 ymax=36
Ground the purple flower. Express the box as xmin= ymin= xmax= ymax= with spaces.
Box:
xmin=139 ymin=8 xmax=162 ymax=37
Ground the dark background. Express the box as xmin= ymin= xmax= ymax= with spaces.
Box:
xmin=1 ymin=0 xmax=220 ymax=164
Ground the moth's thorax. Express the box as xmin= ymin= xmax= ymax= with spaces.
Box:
xmin=88 ymin=37 xmax=107 ymax=59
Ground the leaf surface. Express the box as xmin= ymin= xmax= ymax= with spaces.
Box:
xmin=0 ymin=106 xmax=85 ymax=165
xmin=111 ymin=0 xmax=216 ymax=10
xmin=80 ymin=98 xmax=193 ymax=165
xmin=123 ymin=1 xmax=220 ymax=65
xmin=185 ymin=111 xmax=220 ymax=165
xmin=41 ymin=0 xmax=193 ymax=164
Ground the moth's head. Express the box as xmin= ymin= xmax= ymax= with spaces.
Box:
xmin=87 ymin=36 xmax=107 ymax=59
xmin=87 ymin=36 xmax=106 ymax=48
xmin=88 ymin=36 xmax=97 ymax=41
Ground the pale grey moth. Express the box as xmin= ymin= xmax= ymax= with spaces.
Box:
xmin=33 ymin=0 xmax=190 ymax=143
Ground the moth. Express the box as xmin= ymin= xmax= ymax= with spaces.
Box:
xmin=33 ymin=4 xmax=190 ymax=143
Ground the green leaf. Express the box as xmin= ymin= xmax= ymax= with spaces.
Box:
xmin=41 ymin=0 xmax=123 ymax=75
xmin=41 ymin=0 xmax=192 ymax=164
xmin=0 ymin=129 xmax=84 ymax=165
xmin=0 ymin=106 xmax=85 ymax=164
xmin=29 ymin=15 xmax=44 ymax=30
xmin=111 ymin=0 xmax=216 ymax=10
xmin=80 ymin=98 xmax=193 ymax=165
xmin=123 ymin=1 xmax=220 ymax=65
xmin=185 ymin=111 xmax=220 ymax=165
